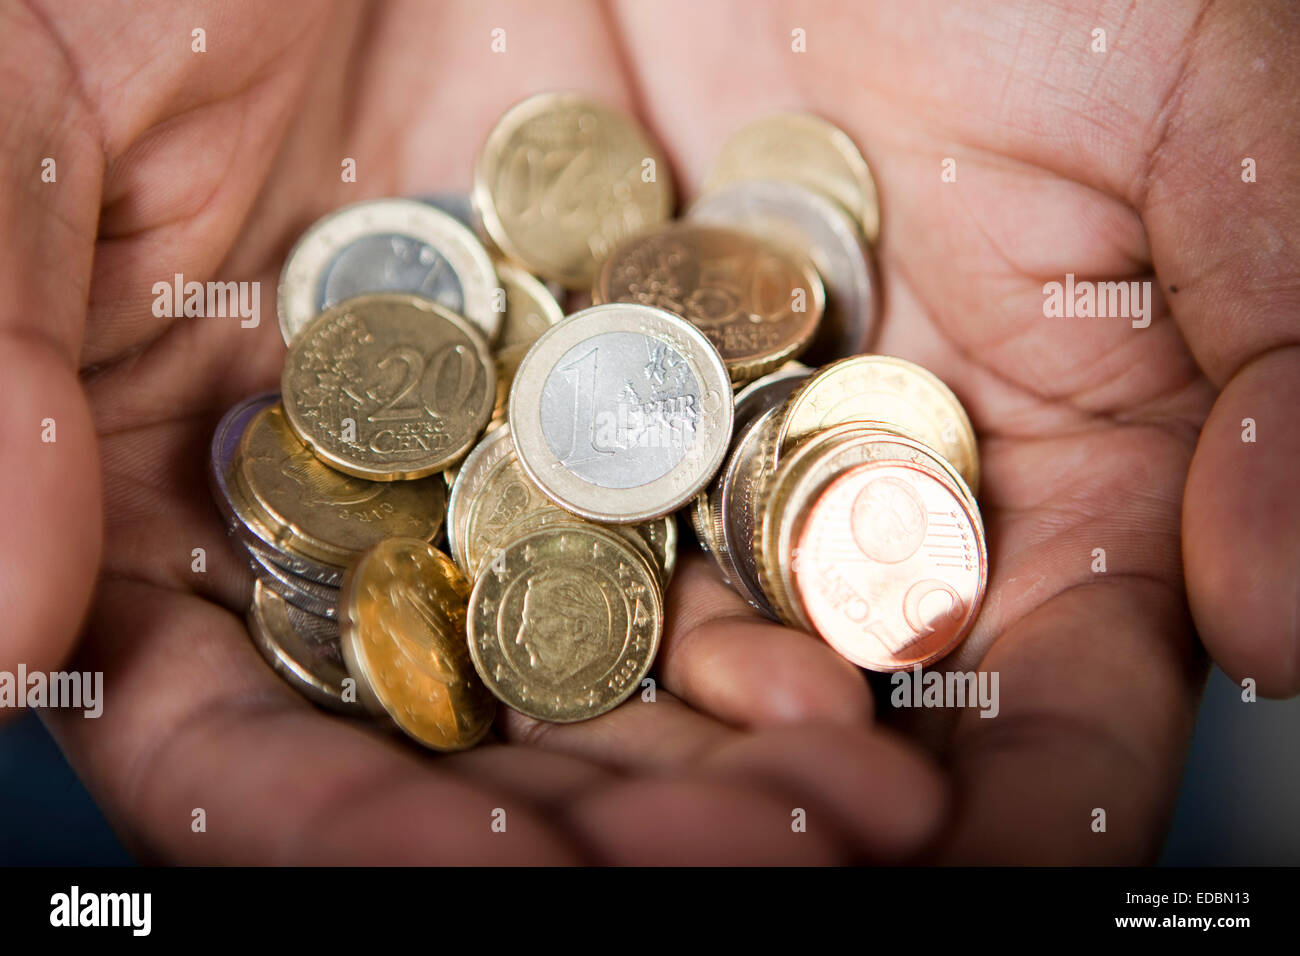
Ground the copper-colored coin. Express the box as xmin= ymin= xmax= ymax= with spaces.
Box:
xmin=236 ymin=403 xmax=447 ymax=567
xmin=281 ymin=293 xmax=496 ymax=480
xmin=792 ymin=460 xmax=986 ymax=671
xmin=777 ymin=355 xmax=980 ymax=491
xmin=757 ymin=424 xmax=981 ymax=629
xmin=474 ymin=93 xmax=674 ymax=288
xmin=340 ymin=537 xmax=495 ymax=751
xmin=594 ymin=223 xmax=824 ymax=382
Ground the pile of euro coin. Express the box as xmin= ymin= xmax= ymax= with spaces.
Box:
xmin=208 ymin=92 xmax=986 ymax=753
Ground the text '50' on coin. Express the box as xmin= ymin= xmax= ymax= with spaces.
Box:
xmin=277 ymin=197 xmax=501 ymax=345
xmin=340 ymin=538 xmax=495 ymax=751
xmin=508 ymin=303 xmax=733 ymax=523
xmin=282 ymin=293 xmax=496 ymax=481
xmin=689 ymin=180 xmax=879 ymax=365
xmin=594 ymin=222 xmax=824 ymax=383
xmin=467 ymin=524 xmax=662 ymax=722
xmin=473 ymin=93 xmax=674 ymax=289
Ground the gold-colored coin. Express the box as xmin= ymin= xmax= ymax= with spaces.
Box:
xmin=474 ymin=93 xmax=674 ymax=288
xmin=704 ymin=111 xmax=881 ymax=243
xmin=236 ymin=403 xmax=447 ymax=567
xmin=247 ymin=580 xmax=363 ymax=715
xmin=468 ymin=523 xmax=662 ymax=722
xmin=281 ymin=293 xmax=496 ymax=481
xmin=495 ymin=262 xmax=565 ymax=349
xmin=776 ymin=355 xmax=980 ymax=492
xmin=633 ymin=513 xmax=678 ymax=587
xmin=340 ymin=537 xmax=495 ymax=751
xmin=594 ymin=222 xmax=824 ymax=382
xmin=479 ymin=504 xmax=668 ymax=590
xmin=488 ymin=344 xmax=528 ymax=429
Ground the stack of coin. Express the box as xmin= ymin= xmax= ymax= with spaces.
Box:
xmin=694 ymin=355 xmax=987 ymax=672
xmin=208 ymin=93 xmax=988 ymax=755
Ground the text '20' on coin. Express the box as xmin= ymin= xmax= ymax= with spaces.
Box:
xmin=282 ymin=293 xmax=496 ymax=481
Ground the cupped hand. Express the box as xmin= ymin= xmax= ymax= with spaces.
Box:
xmin=3 ymin=0 xmax=1295 ymax=864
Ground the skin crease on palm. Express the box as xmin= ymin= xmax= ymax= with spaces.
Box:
xmin=0 ymin=0 xmax=1296 ymax=865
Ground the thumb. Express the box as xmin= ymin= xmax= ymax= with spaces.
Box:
xmin=0 ymin=4 xmax=103 ymax=699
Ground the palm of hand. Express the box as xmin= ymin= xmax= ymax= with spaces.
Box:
xmin=7 ymin=1 xmax=1295 ymax=864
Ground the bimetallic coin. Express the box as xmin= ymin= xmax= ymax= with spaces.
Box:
xmin=594 ymin=223 xmax=824 ymax=382
xmin=247 ymin=580 xmax=362 ymax=715
xmin=278 ymin=198 xmax=500 ymax=344
xmin=237 ymin=402 xmax=447 ymax=565
xmin=467 ymin=523 xmax=662 ymax=722
xmin=792 ymin=460 xmax=986 ymax=671
xmin=474 ymin=93 xmax=674 ymax=288
xmin=340 ymin=538 xmax=496 ymax=751
xmin=689 ymin=180 xmax=879 ymax=365
xmin=703 ymin=112 xmax=881 ymax=243
xmin=777 ymin=354 xmax=980 ymax=491
xmin=496 ymin=262 xmax=565 ymax=350
xmin=509 ymin=303 xmax=733 ymax=523
xmin=209 ymin=393 xmax=346 ymax=587
xmin=282 ymin=293 xmax=496 ymax=480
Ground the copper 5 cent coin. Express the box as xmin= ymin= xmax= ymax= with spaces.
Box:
xmin=594 ymin=222 xmax=824 ymax=382
xmin=791 ymin=460 xmax=987 ymax=671
xmin=282 ymin=293 xmax=496 ymax=480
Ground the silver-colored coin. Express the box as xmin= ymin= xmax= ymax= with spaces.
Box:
xmin=732 ymin=362 xmax=812 ymax=436
xmin=688 ymin=180 xmax=879 ymax=365
xmin=247 ymin=580 xmax=362 ymax=714
xmin=711 ymin=406 xmax=782 ymax=618
xmin=208 ymin=393 xmax=346 ymax=587
xmin=243 ymin=539 xmax=340 ymax=620
xmin=277 ymin=198 xmax=501 ymax=345
xmin=509 ymin=303 xmax=733 ymax=523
